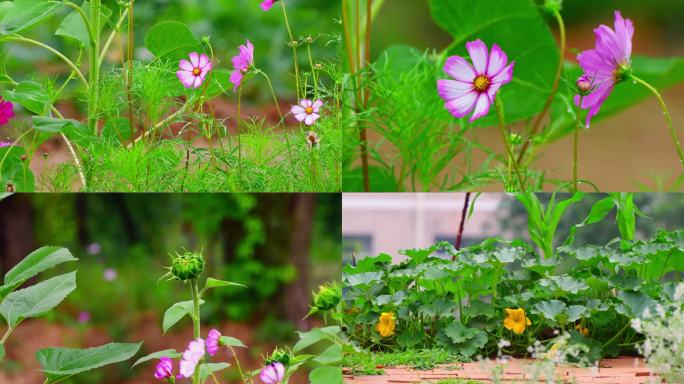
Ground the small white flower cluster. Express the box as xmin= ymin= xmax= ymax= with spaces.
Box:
xmin=632 ymin=283 xmax=684 ymax=383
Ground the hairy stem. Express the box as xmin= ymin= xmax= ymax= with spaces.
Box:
xmin=495 ymin=99 xmax=526 ymax=192
xmin=631 ymin=74 xmax=684 ymax=170
xmin=51 ymin=107 xmax=88 ymax=190
xmin=516 ymin=9 xmax=566 ymax=165
xmin=190 ymin=279 xmax=201 ymax=384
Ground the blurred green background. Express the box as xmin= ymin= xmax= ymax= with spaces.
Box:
xmin=0 ymin=193 xmax=341 ymax=384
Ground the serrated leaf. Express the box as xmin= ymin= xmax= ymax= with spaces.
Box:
xmin=36 ymin=342 xmax=142 ymax=383
xmin=132 ymin=349 xmax=180 ymax=368
xmin=0 ymin=272 xmax=76 ymax=327
xmin=162 ymin=299 xmax=204 ymax=333
xmin=1 ymin=246 xmax=77 ymax=297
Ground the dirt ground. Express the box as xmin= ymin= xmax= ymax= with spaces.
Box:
xmin=1 ymin=317 xmax=309 ymax=384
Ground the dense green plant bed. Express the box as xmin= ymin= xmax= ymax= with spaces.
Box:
xmin=341 ymin=193 xmax=684 ymax=373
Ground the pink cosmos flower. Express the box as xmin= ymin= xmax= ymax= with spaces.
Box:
xmin=0 ymin=97 xmax=14 ymax=126
xmin=291 ymin=99 xmax=322 ymax=126
xmin=575 ymin=11 xmax=634 ymax=128
xmin=78 ymin=311 xmax=90 ymax=323
xmin=206 ymin=329 xmax=221 ymax=356
xmin=0 ymin=141 xmax=10 ymax=148
xmin=154 ymin=357 xmax=177 ymax=380
xmin=177 ymin=52 xmax=212 ymax=89
xmin=230 ymin=40 xmax=255 ymax=91
xmin=259 ymin=362 xmax=285 ymax=384
xmin=437 ymin=39 xmax=514 ymax=122
xmin=179 ymin=338 xmax=205 ymax=378
xmin=261 ymin=0 xmax=277 ymax=11
xmin=103 ymin=268 xmax=118 ymax=282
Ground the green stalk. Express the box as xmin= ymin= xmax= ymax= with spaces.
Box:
xmin=280 ymin=0 xmax=301 ymax=98
xmin=88 ymin=0 xmax=102 ymax=134
xmin=495 ymin=98 xmax=526 ymax=192
xmin=573 ymin=95 xmax=584 ymax=192
xmin=237 ymin=86 xmax=242 ymax=176
xmin=257 ymin=69 xmax=296 ymax=178
xmin=631 ymin=74 xmax=684 ymax=170
xmin=5 ymin=36 xmax=87 ymax=86
xmin=190 ymin=279 xmax=201 ymax=384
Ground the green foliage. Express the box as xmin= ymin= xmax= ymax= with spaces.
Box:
xmin=0 ymin=0 xmax=61 ymax=35
xmin=0 ymin=246 xmax=76 ymax=297
xmin=162 ymin=299 xmax=204 ymax=334
xmin=36 ymin=342 xmax=142 ymax=383
xmin=56 ymin=1 xmax=112 ymax=49
xmin=342 ymin=200 xmax=684 ymax=360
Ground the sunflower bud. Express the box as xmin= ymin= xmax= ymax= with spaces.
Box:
xmin=313 ymin=283 xmax=341 ymax=311
xmin=170 ymin=250 xmax=205 ymax=281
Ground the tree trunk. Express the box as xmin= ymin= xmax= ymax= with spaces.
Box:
xmin=0 ymin=194 xmax=36 ymax=275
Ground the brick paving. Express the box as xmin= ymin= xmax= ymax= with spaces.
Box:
xmin=344 ymin=357 xmax=660 ymax=384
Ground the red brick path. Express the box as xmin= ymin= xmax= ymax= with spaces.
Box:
xmin=344 ymin=357 xmax=660 ymax=384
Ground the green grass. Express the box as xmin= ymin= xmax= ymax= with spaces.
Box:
xmin=343 ymin=348 xmax=469 ymax=376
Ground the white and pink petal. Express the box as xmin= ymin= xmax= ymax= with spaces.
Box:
xmin=444 ymin=55 xmax=476 ymax=83
xmin=466 ymin=39 xmax=489 ymax=74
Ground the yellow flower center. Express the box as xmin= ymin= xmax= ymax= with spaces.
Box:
xmin=376 ymin=312 xmax=396 ymax=337
xmin=503 ymin=308 xmax=531 ymax=335
xmin=192 ymin=67 xmax=201 ymax=76
xmin=305 ymin=107 xmax=314 ymax=114
xmin=473 ymin=75 xmax=491 ymax=92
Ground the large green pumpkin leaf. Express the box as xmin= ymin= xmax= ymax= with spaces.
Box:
xmin=0 ymin=271 xmax=76 ymax=327
xmin=0 ymin=0 xmax=62 ymax=35
xmin=36 ymin=342 xmax=142 ymax=383
xmin=429 ymin=0 xmax=559 ymax=127
xmin=0 ymin=246 xmax=77 ymax=297
xmin=144 ymin=21 xmax=200 ymax=60
xmin=56 ymin=1 xmax=112 ymax=48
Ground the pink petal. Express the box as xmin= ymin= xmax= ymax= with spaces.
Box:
xmin=312 ymin=99 xmax=323 ymax=112
xmin=486 ymin=44 xmax=508 ymax=78
xmin=300 ymin=99 xmax=313 ymax=108
xmin=444 ymin=55 xmax=476 ymax=83
xmin=490 ymin=61 xmax=514 ymax=85
xmin=198 ymin=54 xmax=209 ymax=69
xmin=469 ymin=93 xmax=492 ymax=122
xmin=188 ymin=52 xmax=200 ymax=67
xmin=177 ymin=70 xmax=196 ymax=88
xmin=179 ymin=59 xmax=194 ymax=72
xmin=291 ymin=105 xmax=306 ymax=115
xmin=576 ymin=49 xmax=615 ymax=79
xmin=574 ymin=81 xmax=614 ymax=128
xmin=304 ymin=113 xmax=319 ymax=126
xmin=466 ymin=39 xmax=489 ymax=74
xmin=444 ymin=90 xmax=478 ymax=118
xmin=230 ymin=70 xmax=243 ymax=91
xmin=594 ymin=25 xmax=623 ymax=64
xmin=613 ymin=11 xmax=634 ymax=60
xmin=437 ymin=79 xmax=472 ymax=102
xmin=294 ymin=112 xmax=308 ymax=122
xmin=485 ymin=82 xmax=503 ymax=105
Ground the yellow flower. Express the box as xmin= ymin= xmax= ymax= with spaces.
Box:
xmin=503 ymin=308 xmax=531 ymax=334
xmin=376 ymin=312 xmax=396 ymax=337
xmin=575 ymin=324 xmax=589 ymax=336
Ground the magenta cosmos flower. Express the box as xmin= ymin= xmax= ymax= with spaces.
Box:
xmin=179 ymin=338 xmax=205 ymax=378
xmin=0 ymin=141 xmax=10 ymax=148
xmin=437 ymin=39 xmax=514 ymax=122
xmin=575 ymin=11 xmax=633 ymax=127
xmin=230 ymin=40 xmax=255 ymax=91
xmin=206 ymin=329 xmax=221 ymax=356
xmin=177 ymin=52 xmax=212 ymax=89
xmin=154 ymin=357 xmax=179 ymax=380
xmin=261 ymin=0 xmax=277 ymax=11
xmin=291 ymin=99 xmax=322 ymax=126
xmin=0 ymin=97 xmax=14 ymax=126
xmin=260 ymin=362 xmax=285 ymax=384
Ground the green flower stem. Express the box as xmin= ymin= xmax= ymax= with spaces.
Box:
xmin=51 ymin=107 xmax=87 ymax=189
xmin=98 ymin=5 xmax=131 ymax=66
xmin=280 ymin=0 xmax=301 ymax=99
xmin=4 ymin=35 xmax=87 ymax=86
xmin=129 ymin=99 xmax=194 ymax=147
xmin=0 ymin=326 xmax=13 ymax=344
xmin=190 ymin=279 xmax=201 ymax=384
xmin=256 ymin=69 xmax=296 ymax=178
xmin=228 ymin=345 xmax=247 ymax=383
xmin=64 ymin=2 xmax=94 ymax=44
xmin=573 ymin=95 xmax=584 ymax=192
xmin=495 ymin=98 xmax=526 ymax=192
xmin=237 ymin=86 xmax=242 ymax=175
xmin=602 ymin=321 xmax=630 ymax=348
xmin=631 ymin=74 xmax=684 ymax=170
xmin=517 ymin=9 xmax=566 ymax=166
xmin=88 ymin=0 xmax=102 ymax=135
xmin=307 ymin=43 xmax=319 ymax=99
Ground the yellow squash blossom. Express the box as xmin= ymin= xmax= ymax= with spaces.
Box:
xmin=575 ymin=324 xmax=589 ymax=336
xmin=376 ymin=312 xmax=396 ymax=337
xmin=503 ymin=308 xmax=531 ymax=334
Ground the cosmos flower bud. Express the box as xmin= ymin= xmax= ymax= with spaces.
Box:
xmin=171 ymin=250 xmax=205 ymax=281
xmin=543 ymin=0 xmax=563 ymax=14
xmin=313 ymin=283 xmax=341 ymax=311
xmin=509 ymin=133 xmax=523 ymax=146
xmin=576 ymin=75 xmax=592 ymax=95
xmin=266 ymin=347 xmax=291 ymax=367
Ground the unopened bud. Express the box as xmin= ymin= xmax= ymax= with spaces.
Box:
xmin=576 ymin=75 xmax=592 ymax=94
xmin=170 ymin=250 xmax=205 ymax=281
xmin=313 ymin=283 xmax=341 ymax=311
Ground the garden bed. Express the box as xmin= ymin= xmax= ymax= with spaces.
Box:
xmin=344 ymin=357 xmax=658 ymax=384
